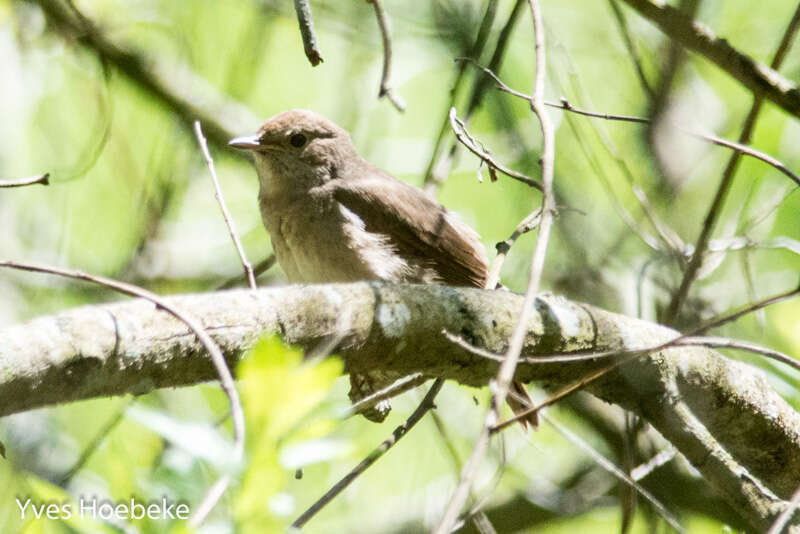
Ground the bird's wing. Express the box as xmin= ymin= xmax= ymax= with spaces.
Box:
xmin=332 ymin=169 xmax=488 ymax=288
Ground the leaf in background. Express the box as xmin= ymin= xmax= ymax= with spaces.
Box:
xmin=234 ymin=336 xmax=342 ymax=532
xmin=125 ymin=405 xmax=235 ymax=470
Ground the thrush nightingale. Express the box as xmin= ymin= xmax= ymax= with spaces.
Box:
xmin=230 ymin=109 xmax=536 ymax=428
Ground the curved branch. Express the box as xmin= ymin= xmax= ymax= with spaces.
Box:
xmin=0 ymin=283 xmax=798 ymax=530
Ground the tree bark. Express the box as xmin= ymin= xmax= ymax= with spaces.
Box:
xmin=0 ymin=283 xmax=798 ymax=531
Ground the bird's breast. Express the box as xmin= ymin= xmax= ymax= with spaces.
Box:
xmin=261 ymin=194 xmax=409 ymax=284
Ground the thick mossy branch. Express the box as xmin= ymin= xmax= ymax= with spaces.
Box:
xmin=0 ymin=283 xmax=797 ymax=530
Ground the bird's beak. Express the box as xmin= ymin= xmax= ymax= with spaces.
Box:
xmin=228 ymin=134 xmax=262 ymax=150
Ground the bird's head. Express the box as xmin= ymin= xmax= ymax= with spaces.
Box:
xmin=229 ymin=109 xmax=357 ymax=195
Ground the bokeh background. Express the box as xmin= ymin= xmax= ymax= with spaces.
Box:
xmin=0 ymin=0 xmax=799 ymax=532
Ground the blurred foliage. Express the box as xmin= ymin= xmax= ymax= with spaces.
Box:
xmin=235 ymin=336 xmax=341 ymax=532
xmin=0 ymin=0 xmax=799 ymax=532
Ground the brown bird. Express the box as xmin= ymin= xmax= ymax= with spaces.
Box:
xmin=230 ymin=109 xmax=536 ymax=428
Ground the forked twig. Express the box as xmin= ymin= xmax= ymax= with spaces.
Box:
xmin=449 ymin=107 xmax=542 ymax=190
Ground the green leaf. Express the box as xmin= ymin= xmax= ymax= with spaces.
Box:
xmin=234 ymin=336 xmax=342 ymax=531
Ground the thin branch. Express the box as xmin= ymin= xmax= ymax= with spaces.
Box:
xmin=0 ymin=260 xmax=244 ymax=526
xmin=630 ymin=447 xmax=677 ymax=481
xmin=342 ymin=373 xmax=427 ymax=418
xmin=487 ymin=282 xmax=800 ymax=432
xmin=485 ymin=209 xmax=542 ymax=289
xmin=552 ymin=99 xmax=800 ymax=188
xmin=423 ymin=0 xmax=526 ymax=193
xmin=430 ymin=412 xmax=498 ymax=534
xmin=448 ymin=325 xmax=800 ymax=376
xmin=514 ymin=333 xmax=800 ymax=376
xmin=293 ymin=0 xmax=323 ymax=66
xmin=543 ymin=414 xmax=687 ymax=533
xmin=766 ymin=484 xmax=800 ymax=534
xmin=664 ymin=3 xmax=800 ymax=322
xmin=0 ymin=173 xmax=50 ymax=188
xmin=194 ymin=121 xmax=256 ymax=290
xmin=607 ymin=0 xmax=654 ymax=97
xmin=449 ymin=107 xmax=542 ymax=190
xmin=217 ymin=254 xmax=276 ymax=290
xmin=421 ymin=0 xmax=498 ymax=193
xmin=459 ymin=57 xmax=800 ymax=189
xmin=674 ymin=337 xmax=800 ymax=373
xmin=291 ymin=378 xmax=443 ymax=529
xmin=695 ymin=282 xmax=800 ymax=334
xmin=620 ymin=0 xmax=800 ymax=119
xmin=366 ymin=0 xmax=405 ymax=112
xmin=58 ymin=399 xmax=132 ymax=485
xmin=434 ymin=2 xmax=555 ymax=531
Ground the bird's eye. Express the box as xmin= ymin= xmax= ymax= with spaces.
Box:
xmin=290 ymin=133 xmax=307 ymax=148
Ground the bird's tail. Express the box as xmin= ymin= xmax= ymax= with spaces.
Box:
xmin=506 ymin=381 xmax=539 ymax=430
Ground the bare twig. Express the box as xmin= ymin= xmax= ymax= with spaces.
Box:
xmin=423 ymin=0 xmax=526 ymax=193
xmin=434 ymin=2 xmax=556 ymax=531
xmin=0 ymin=173 xmax=50 ymax=188
xmin=664 ymin=4 xmax=800 ymax=322
xmin=448 ymin=108 xmax=542 ymax=190
xmin=293 ymin=0 xmax=323 ymax=66
xmin=342 ymin=373 xmax=427 ymax=417
xmin=523 ymin=366 xmax=628 ymax=434
xmin=291 ymin=378 xmax=443 ymax=529
xmin=673 ymin=337 xmax=800 ymax=373
xmin=0 ymin=260 xmax=244 ymax=526
xmin=58 ymin=399 xmax=133 ymax=485
xmin=543 ymin=414 xmax=687 ymax=533
xmin=448 ymin=325 xmax=800 ymax=375
xmin=766 ymin=484 xmax=800 ymax=534
xmin=489 ymin=283 xmax=800 ymax=431
xmin=695 ymin=282 xmax=800 ymax=334
xmin=194 ymin=121 xmax=257 ymax=290
xmin=607 ymin=0 xmax=654 ymax=97
xmin=460 ymin=57 xmax=800 ymax=189
xmin=485 ymin=209 xmax=542 ymax=289
xmin=630 ymin=447 xmax=677 ymax=481
xmin=430 ymin=412 xmax=499 ymax=534
xmin=421 ymin=0 xmax=500 ymax=193
xmin=366 ymin=0 xmax=405 ymax=112
xmin=217 ymin=254 xmax=276 ymax=290
xmin=551 ymin=98 xmax=800 ymax=188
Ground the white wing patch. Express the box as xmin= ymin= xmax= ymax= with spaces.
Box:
xmin=339 ymin=204 xmax=410 ymax=282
